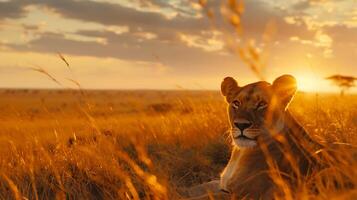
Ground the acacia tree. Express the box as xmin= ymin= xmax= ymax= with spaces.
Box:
xmin=325 ymin=75 xmax=357 ymax=96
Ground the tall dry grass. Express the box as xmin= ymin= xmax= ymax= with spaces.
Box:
xmin=0 ymin=89 xmax=356 ymax=199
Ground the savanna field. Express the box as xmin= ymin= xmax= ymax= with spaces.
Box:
xmin=0 ymin=89 xmax=356 ymax=199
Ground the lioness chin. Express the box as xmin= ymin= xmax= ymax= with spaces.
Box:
xmin=220 ymin=74 xmax=322 ymax=199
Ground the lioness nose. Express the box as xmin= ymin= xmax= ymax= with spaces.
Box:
xmin=235 ymin=122 xmax=252 ymax=132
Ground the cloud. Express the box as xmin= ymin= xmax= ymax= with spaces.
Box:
xmin=2 ymin=0 xmax=355 ymax=79
xmin=0 ymin=0 xmax=327 ymax=81
xmin=0 ymin=0 xmax=207 ymax=39
xmin=292 ymin=0 xmax=311 ymax=11
xmin=128 ymin=0 xmax=196 ymax=16
xmin=33 ymin=0 xmax=208 ymax=37
xmin=1 ymin=0 xmax=316 ymax=44
xmin=179 ymin=32 xmax=224 ymax=52
xmin=0 ymin=0 xmax=28 ymax=19
xmin=324 ymin=24 xmax=357 ymax=43
xmin=323 ymin=24 xmax=357 ymax=60
xmin=7 ymin=30 xmax=246 ymax=77
xmin=22 ymin=23 xmax=41 ymax=31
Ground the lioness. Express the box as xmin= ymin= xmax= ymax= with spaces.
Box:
xmin=180 ymin=75 xmax=323 ymax=200
xmin=219 ymin=74 xmax=321 ymax=199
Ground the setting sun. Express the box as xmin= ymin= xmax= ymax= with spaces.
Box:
xmin=295 ymin=73 xmax=325 ymax=92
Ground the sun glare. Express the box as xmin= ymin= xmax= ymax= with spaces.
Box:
xmin=294 ymin=73 xmax=324 ymax=92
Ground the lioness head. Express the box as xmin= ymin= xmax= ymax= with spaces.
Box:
xmin=221 ymin=75 xmax=297 ymax=148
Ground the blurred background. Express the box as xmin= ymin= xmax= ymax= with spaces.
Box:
xmin=0 ymin=0 xmax=356 ymax=93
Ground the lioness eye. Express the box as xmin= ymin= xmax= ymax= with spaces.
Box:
xmin=257 ymin=101 xmax=267 ymax=110
xmin=231 ymin=100 xmax=241 ymax=109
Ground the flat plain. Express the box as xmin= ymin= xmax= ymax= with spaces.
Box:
xmin=0 ymin=89 xmax=356 ymax=199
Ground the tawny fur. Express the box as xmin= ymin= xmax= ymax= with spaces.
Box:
xmin=220 ymin=75 xmax=322 ymax=199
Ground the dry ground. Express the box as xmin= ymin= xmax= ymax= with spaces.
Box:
xmin=0 ymin=89 xmax=356 ymax=199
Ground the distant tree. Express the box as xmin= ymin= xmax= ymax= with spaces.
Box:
xmin=325 ymin=75 xmax=357 ymax=96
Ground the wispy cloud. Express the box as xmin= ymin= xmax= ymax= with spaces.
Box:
xmin=0 ymin=0 xmax=355 ymax=89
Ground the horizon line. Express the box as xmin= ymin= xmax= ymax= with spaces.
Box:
xmin=0 ymin=87 xmax=356 ymax=94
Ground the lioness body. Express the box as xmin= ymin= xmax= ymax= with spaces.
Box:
xmin=220 ymin=75 xmax=321 ymax=199
xmin=221 ymin=112 xmax=319 ymax=199
xmin=221 ymin=146 xmax=272 ymax=198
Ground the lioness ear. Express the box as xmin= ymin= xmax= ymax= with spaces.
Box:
xmin=272 ymin=74 xmax=297 ymax=109
xmin=221 ymin=77 xmax=239 ymax=103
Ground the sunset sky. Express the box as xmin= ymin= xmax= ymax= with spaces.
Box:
xmin=0 ymin=0 xmax=356 ymax=92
